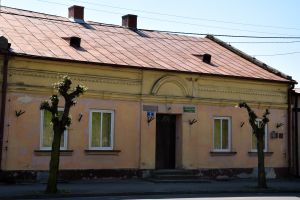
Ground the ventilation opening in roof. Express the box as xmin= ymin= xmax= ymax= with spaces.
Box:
xmin=203 ymin=54 xmax=211 ymax=64
xmin=70 ymin=36 xmax=81 ymax=48
xmin=193 ymin=53 xmax=215 ymax=66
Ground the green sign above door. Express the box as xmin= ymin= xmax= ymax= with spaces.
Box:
xmin=183 ymin=106 xmax=196 ymax=113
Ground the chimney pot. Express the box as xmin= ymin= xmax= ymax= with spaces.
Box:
xmin=68 ymin=5 xmax=84 ymax=21
xmin=203 ymin=53 xmax=211 ymax=64
xmin=122 ymin=14 xmax=137 ymax=30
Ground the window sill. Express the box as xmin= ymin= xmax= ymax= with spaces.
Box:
xmin=248 ymin=151 xmax=273 ymax=156
xmin=84 ymin=150 xmax=121 ymax=155
xmin=210 ymin=151 xmax=237 ymax=156
xmin=34 ymin=150 xmax=73 ymax=156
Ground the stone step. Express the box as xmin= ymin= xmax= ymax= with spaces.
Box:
xmin=147 ymin=178 xmax=211 ymax=183
xmin=152 ymin=174 xmax=199 ymax=180
xmin=152 ymin=169 xmax=198 ymax=176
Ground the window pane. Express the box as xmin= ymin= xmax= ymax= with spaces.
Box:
xmin=91 ymin=112 xmax=101 ymax=147
xmin=214 ymin=119 xmax=221 ymax=149
xmin=251 ymin=125 xmax=267 ymax=151
xmin=42 ymin=110 xmax=65 ymax=148
xmin=252 ymin=134 xmax=257 ymax=150
xmin=43 ymin=111 xmax=53 ymax=148
xmin=222 ymin=119 xmax=229 ymax=149
xmin=58 ymin=111 xmax=64 ymax=147
xmin=102 ymin=113 xmax=111 ymax=147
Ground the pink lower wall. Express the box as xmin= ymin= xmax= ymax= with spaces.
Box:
xmin=2 ymin=93 xmax=288 ymax=170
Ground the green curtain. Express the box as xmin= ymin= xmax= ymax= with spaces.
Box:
xmin=91 ymin=112 xmax=112 ymax=148
xmin=222 ymin=119 xmax=228 ymax=149
xmin=252 ymin=131 xmax=266 ymax=150
xmin=42 ymin=110 xmax=64 ymax=148
xmin=42 ymin=111 xmax=53 ymax=148
xmin=102 ymin=113 xmax=111 ymax=147
xmin=91 ymin=112 xmax=101 ymax=147
xmin=214 ymin=119 xmax=221 ymax=149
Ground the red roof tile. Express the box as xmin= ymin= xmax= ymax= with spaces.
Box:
xmin=0 ymin=6 xmax=293 ymax=82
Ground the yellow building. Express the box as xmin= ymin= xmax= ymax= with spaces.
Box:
xmin=0 ymin=5 xmax=297 ymax=180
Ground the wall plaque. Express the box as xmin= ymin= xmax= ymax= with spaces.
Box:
xmin=183 ymin=106 xmax=196 ymax=113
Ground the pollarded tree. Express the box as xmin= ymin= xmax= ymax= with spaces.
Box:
xmin=238 ymin=102 xmax=270 ymax=188
xmin=40 ymin=75 xmax=87 ymax=193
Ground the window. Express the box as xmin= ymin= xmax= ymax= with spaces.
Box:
xmin=89 ymin=110 xmax=114 ymax=150
xmin=251 ymin=119 xmax=268 ymax=151
xmin=213 ymin=117 xmax=231 ymax=151
xmin=40 ymin=109 xmax=67 ymax=150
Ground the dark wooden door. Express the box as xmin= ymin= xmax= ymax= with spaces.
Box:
xmin=155 ymin=114 xmax=176 ymax=169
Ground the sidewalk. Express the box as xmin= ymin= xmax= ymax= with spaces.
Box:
xmin=1 ymin=178 xmax=300 ymax=199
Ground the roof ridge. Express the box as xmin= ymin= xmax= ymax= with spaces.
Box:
xmin=0 ymin=5 xmax=66 ymax=19
xmin=0 ymin=6 xmax=137 ymax=31
xmin=0 ymin=7 xmax=207 ymax=41
xmin=206 ymin=35 xmax=297 ymax=83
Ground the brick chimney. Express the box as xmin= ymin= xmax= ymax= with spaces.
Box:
xmin=122 ymin=14 xmax=137 ymax=30
xmin=68 ymin=5 xmax=84 ymax=21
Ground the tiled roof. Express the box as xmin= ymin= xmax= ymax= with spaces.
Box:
xmin=0 ymin=6 xmax=293 ymax=82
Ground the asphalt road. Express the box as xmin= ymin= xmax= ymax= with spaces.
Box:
xmin=28 ymin=193 xmax=300 ymax=200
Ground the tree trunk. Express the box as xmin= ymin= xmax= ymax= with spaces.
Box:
xmin=46 ymin=126 xmax=62 ymax=193
xmin=257 ymin=131 xmax=267 ymax=188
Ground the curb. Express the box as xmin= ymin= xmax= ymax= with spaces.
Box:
xmin=3 ymin=189 xmax=300 ymax=199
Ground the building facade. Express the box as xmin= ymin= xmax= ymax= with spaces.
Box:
xmin=0 ymin=5 xmax=296 ymax=180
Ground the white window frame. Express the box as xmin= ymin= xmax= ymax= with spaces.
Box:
xmin=40 ymin=108 xmax=68 ymax=150
xmin=251 ymin=119 xmax=268 ymax=152
xmin=213 ymin=117 xmax=231 ymax=152
xmin=89 ymin=109 xmax=114 ymax=150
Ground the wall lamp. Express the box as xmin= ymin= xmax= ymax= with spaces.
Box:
xmin=78 ymin=113 xmax=83 ymax=122
xmin=276 ymin=122 xmax=284 ymax=128
xmin=189 ymin=119 xmax=197 ymax=125
xmin=240 ymin=122 xmax=245 ymax=127
xmin=15 ymin=110 xmax=25 ymax=117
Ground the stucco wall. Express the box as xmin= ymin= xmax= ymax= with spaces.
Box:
xmin=140 ymin=104 xmax=287 ymax=169
xmin=1 ymin=57 xmax=290 ymax=170
xmin=2 ymin=94 xmax=140 ymax=170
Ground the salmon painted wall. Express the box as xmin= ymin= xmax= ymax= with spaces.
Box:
xmin=1 ymin=57 xmax=290 ymax=170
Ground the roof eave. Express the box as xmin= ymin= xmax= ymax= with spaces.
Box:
xmin=11 ymin=52 xmax=294 ymax=85
xmin=206 ymin=35 xmax=297 ymax=84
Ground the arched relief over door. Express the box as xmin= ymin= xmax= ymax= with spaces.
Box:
xmin=151 ymin=75 xmax=191 ymax=97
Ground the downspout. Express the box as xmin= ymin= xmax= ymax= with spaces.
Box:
xmin=295 ymin=94 xmax=299 ymax=176
xmin=287 ymin=83 xmax=295 ymax=175
xmin=0 ymin=42 xmax=11 ymax=170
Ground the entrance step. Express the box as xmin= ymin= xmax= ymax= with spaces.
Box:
xmin=152 ymin=169 xmax=197 ymax=176
xmin=148 ymin=169 xmax=209 ymax=183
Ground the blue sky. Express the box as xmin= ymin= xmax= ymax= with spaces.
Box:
xmin=2 ymin=0 xmax=300 ymax=84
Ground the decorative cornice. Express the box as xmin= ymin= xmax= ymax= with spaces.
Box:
xmin=198 ymin=84 xmax=286 ymax=98
xmin=9 ymin=67 xmax=141 ymax=86
xmin=7 ymin=88 xmax=288 ymax=109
